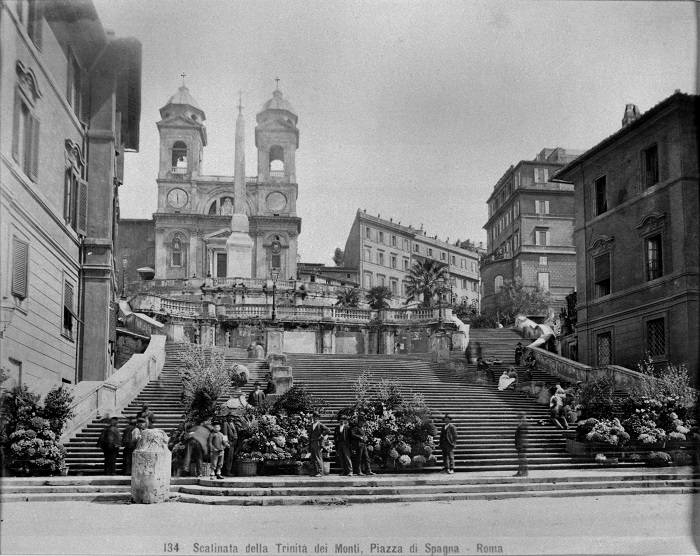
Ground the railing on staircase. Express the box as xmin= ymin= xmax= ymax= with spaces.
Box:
xmin=60 ymin=336 xmax=167 ymax=443
xmin=527 ymin=346 xmax=652 ymax=392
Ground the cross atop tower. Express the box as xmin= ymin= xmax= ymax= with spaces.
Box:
xmin=238 ymin=90 xmax=243 ymax=114
xmin=275 ymin=77 xmax=280 ymax=90
xmin=181 ymin=72 xmax=186 ymax=87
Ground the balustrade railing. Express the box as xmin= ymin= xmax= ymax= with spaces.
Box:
xmin=269 ymin=170 xmax=285 ymax=179
xmin=333 ymin=307 xmax=372 ymax=321
xmin=170 ymin=167 xmax=187 ymax=174
xmin=224 ymin=305 xmax=271 ymax=319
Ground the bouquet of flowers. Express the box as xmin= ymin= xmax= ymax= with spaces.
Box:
xmin=585 ymin=418 xmax=630 ymax=447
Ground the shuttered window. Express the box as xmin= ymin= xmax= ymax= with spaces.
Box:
xmin=76 ymin=178 xmax=88 ymax=236
xmin=109 ymin=301 xmax=117 ymax=344
xmin=27 ymin=0 xmax=43 ymax=50
xmin=12 ymin=238 xmax=29 ymax=300
xmin=62 ymin=281 xmax=74 ymax=339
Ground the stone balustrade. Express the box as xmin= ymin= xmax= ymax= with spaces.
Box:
xmin=527 ymin=346 xmax=656 ymax=392
xmin=60 ymin=336 xmax=167 ymax=443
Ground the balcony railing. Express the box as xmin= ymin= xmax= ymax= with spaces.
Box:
xmin=245 ymin=176 xmax=258 ymax=184
xmin=170 ymin=166 xmax=187 ymax=174
xmin=269 ymin=170 xmax=285 ymax=179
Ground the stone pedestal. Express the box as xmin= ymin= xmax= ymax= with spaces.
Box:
xmin=226 ymin=215 xmax=254 ymax=278
xmin=430 ymin=332 xmax=450 ymax=363
xmin=266 ymin=327 xmax=284 ymax=355
xmin=131 ymin=429 xmax=171 ymax=504
xmin=267 ymin=353 xmax=293 ymax=394
xmin=322 ymin=328 xmax=333 ymax=354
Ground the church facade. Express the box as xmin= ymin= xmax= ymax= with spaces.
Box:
xmin=152 ymin=84 xmax=301 ymax=282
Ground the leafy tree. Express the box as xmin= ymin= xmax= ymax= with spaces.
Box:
xmin=487 ymin=277 xmax=551 ymax=325
xmin=366 ymin=286 xmax=392 ymax=310
xmin=332 ymin=247 xmax=345 ymax=267
xmin=336 ymin=287 xmax=361 ymax=308
xmin=404 ymin=259 xmax=449 ymax=307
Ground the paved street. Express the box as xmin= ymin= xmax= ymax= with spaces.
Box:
xmin=1 ymin=493 xmax=698 ymax=555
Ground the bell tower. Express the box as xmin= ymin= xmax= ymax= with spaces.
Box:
xmin=156 ymin=84 xmax=207 ymax=185
xmin=255 ymin=81 xmax=299 ymax=183
xmin=250 ymin=81 xmax=302 ymax=280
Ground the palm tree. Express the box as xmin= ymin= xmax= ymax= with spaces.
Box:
xmin=336 ymin=287 xmax=361 ymax=308
xmin=405 ymin=259 xmax=449 ymax=307
xmin=366 ymin=286 xmax=392 ymax=310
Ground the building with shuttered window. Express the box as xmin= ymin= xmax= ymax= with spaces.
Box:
xmin=554 ymin=93 xmax=699 ymax=384
xmin=0 ymin=0 xmax=141 ymax=394
xmin=480 ymin=148 xmax=582 ymax=317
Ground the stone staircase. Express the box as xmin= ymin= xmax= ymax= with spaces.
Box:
xmin=62 ymin=343 xmax=268 ymax=475
xmin=3 ymin=470 xmax=698 ymax=504
xmin=6 ymin=338 xmax=698 ymax=504
xmin=464 ymin=327 xmax=525 ymax=363
xmin=286 ymin=353 xmax=634 ymax=473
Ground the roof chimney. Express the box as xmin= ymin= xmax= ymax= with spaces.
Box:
xmin=622 ymin=104 xmax=641 ymax=127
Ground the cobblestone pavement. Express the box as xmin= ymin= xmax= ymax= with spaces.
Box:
xmin=1 ymin=493 xmax=698 ymax=555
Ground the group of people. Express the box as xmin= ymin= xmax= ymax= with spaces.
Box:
xmin=96 ymin=403 xmax=155 ymax=475
xmin=309 ymin=412 xmax=376 ymax=477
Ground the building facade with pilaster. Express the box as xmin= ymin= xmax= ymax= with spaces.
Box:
xmin=0 ymin=0 xmax=141 ymax=393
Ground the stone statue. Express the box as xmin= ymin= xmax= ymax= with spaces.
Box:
xmin=220 ymin=197 xmax=233 ymax=215
xmin=225 ymin=331 xmax=231 ymax=348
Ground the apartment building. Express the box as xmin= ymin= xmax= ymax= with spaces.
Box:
xmin=481 ymin=148 xmax=581 ymax=316
xmin=343 ymin=210 xmax=482 ymax=310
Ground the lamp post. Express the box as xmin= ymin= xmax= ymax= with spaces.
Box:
xmin=121 ymin=258 xmax=128 ymax=299
xmin=436 ymin=276 xmax=446 ymax=330
xmin=270 ymin=268 xmax=280 ymax=322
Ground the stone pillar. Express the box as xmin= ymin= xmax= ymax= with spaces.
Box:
xmin=384 ymin=328 xmax=395 ymax=354
xmin=266 ymin=327 xmax=284 ymax=355
xmin=430 ymin=331 xmax=450 ymax=363
xmin=322 ymin=327 xmax=334 ymax=354
xmin=131 ymin=429 xmax=171 ymax=504
xmin=268 ymin=353 xmax=293 ymax=395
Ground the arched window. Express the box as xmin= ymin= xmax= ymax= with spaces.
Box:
xmin=270 ymin=235 xmax=282 ymax=269
xmin=172 ymin=141 xmax=188 ymax=169
xmin=269 ymin=145 xmax=284 ymax=175
xmin=171 ymin=234 xmax=183 ymax=267
xmin=494 ymin=275 xmax=503 ymax=291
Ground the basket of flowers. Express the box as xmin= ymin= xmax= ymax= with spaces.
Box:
xmin=237 ymin=451 xmax=263 ymax=476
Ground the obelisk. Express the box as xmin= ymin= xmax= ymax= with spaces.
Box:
xmin=226 ymin=94 xmax=254 ymax=278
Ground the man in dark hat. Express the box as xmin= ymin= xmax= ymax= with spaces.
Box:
xmin=350 ymin=416 xmax=374 ymax=476
xmin=247 ymin=382 xmax=266 ymax=407
xmin=136 ymin=403 xmax=156 ymax=429
xmin=97 ymin=417 xmax=121 ymax=475
xmin=514 ymin=342 xmax=523 ymax=366
xmin=221 ymin=414 xmax=238 ymax=476
xmin=439 ymin=414 xmax=457 ymax=474
xmin=121 ymin=418 xmax=138 ymax=475
xmin=334 ymin=415 xmax=353 ymax=476
xmin=308 ymin=412 xmax=330 ymax=477
xmin=264 ymin=373 xmax=277 ymax=395
xmin=514 ymin=412 xmax=529 ymax=477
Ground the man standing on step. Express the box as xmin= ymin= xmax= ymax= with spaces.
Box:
xmin=97 ymin=417 xmax=121 ymax=475
xmin=221 ymin=414 xmax=238 ymax=476
xmin=514 ymin=342 xmax=523 ymax=366
xmin=350 ymin=416 xmax=374 ymax=476
xmin=514 ymin=412 xmax=529 ymax=477
xmin=136 ymin=403 xmax=156 ymax=429
xmin=334 ymin=415 xmax=353 ymax=476
xmin=248 ymin=381 xmax=266 ymax=407
xmin=308 ymin=412 xmax=331 ymax=477
xmin=439 ymin=414 xmax=457 ymax=474
xmin=121 ymin=418 xmax=138 ymax=475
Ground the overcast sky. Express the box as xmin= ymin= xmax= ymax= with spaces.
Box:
xmin=95 ymin=1 xmax=697 ymax=265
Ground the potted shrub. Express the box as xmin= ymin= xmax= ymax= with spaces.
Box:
xmin=237 ymin=451 xmax=263 ymax=476
xmin=566 ymin=418 xmax=629 ymax=458
xmin=412 ymin=455 xmax=426 ymax=469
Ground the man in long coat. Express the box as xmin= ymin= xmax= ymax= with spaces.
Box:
xmin=439 ymin=414 xmax=457 ymax=474
xmin=97 ymin=417 xmax=121 ymax=475
xmin=334 ymin=415 xmax=353 ymax=476
xmin=350 ymin=416 xmax=374 ymax=476
xmin=308 ymin=412 xmax=331 ymax=477
xmin=514 ymin=412 xmax=529 ymax=477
